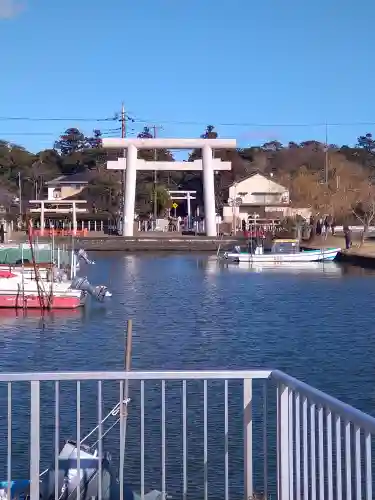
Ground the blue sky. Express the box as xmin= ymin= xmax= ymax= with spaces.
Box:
xmin=0 ymin=0 xmax=374 ymax=153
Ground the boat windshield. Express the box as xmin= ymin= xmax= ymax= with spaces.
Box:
xmin=247 ymin=238 xmax=261 ymax=253
xmin=272 ymin=240 xmax=300 ymax=254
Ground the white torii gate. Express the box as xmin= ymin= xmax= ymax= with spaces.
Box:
xmin=102 ymin=138 xmax=236 ymax=237
xmin=168 ymin=190 xmax=196 ymax=225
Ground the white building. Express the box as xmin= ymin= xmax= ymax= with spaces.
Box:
xmin=45 ymin=173 xmax=89 ymax=201
xmin=27 ymin=173 xmax=90 ymax=235
xmin=222 ymin=172 xmax=290 ymax=223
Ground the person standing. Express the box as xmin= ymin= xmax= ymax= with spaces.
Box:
xmin=343 ymin=224 xmax=352 ymax=250
xmin=316 ymin=219 xmax=322 ymax=236
xmin=0 ymin=224 xmax=5 ymax=244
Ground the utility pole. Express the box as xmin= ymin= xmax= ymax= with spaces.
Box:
xmin=18 ymin=172 xmax=22 ymax=223
xmin=151 ymin=125 xmax=163 ymax=220
xmin=121 ymin=103 xmax=126 ymax=236
xmin=324 ymin=122 xmax=329 ymax=185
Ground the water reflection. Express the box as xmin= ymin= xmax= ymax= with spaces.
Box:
xmin=200 ymin=257 xmax=375 ymax=278
xmin=0 ymin=308 xmax=83 ymax=329
xmin=224 ymin=261 xmax=343 ymax=276
xmin=201 ymin=257 xmax=344 ymax=276
xmin=0 ymin=302 xmax=111 ymax=334
xmin=123 ymin=254 xmax=139 ymax=275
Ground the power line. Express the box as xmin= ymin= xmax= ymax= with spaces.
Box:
xmin=1 ymin=114 xmax=375 ymax=128
xmin=133 ymin=118 xmax=375 ymax=128
xmin=0 ymin=132 xmax=56 ymax=136
xmin=0 ymin=127 xmax=122 ymax=137
xmin=0 ymin=115 xmax=119 ymax=122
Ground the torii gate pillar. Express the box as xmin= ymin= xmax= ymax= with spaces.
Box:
xmin=123 ymin=144 xmax=137 ymax=237
xmin=202 ymin=145 xmax=216 ymax=237
xmin=102 ymin=138 xmax=237 ymax=237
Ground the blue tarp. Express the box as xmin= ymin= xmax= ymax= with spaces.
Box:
xmin=0 ymin=480 xmax=31 ymax=496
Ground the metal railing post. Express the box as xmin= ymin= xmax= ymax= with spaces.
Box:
xmin=278 ymin=383 xmax=290 ymax=500
xmin=30 ymin=381 xmax=40 ymax=500
xmin=243 ymin=378 xmax=253 ymax=499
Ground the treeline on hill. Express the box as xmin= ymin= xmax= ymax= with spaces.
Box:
xmin=1 ymin=125 xmax=375 ymax=227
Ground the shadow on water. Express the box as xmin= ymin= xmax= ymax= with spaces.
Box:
xmin=0 ymin=253 xmax=374 ymax=496
xmin=0 ymin=304 xmax=109 ymax=333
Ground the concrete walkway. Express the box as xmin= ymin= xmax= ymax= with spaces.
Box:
xmin=303 ymin=235 xmax=375 ymax=269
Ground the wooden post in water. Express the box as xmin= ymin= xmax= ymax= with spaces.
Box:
xmin=119 ymin=319 xmax=133 ymax=499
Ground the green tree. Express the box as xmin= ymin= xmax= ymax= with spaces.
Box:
xmin=261 ymin=140 xmax=284 ymax=152
xmin=136 ymin=126 xmax=174 ymax=162
xmin=84 ymin=169 xmax=122 ymax=226
xmin=357 ymin=133 xmax=375 ymax=153
xmin=135 ymin=126 xmax=175 ymax=213
xmin=54 ymin=128 xmax=105 ymax=174
xmin=1 ymin=124 xmax=375 ymax=220
xmin=136 ymin=183 xmax=171 ymax=216
xmin=54 ymin=128 xmax=86 ymax=156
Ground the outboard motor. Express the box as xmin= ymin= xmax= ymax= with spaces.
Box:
xmin=71 ymin=277 xmax=111 ymax=302
xmin=41 ymin=440 xmax=134 ymax=500
xmin=77 ymin=249 xmax=95 ymax=265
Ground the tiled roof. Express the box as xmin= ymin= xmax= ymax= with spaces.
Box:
xmin=45 ymin=172 xmax=91 ymax=185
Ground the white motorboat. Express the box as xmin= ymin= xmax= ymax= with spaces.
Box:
xmin=0 ymin=263 xmax=61 ymax=280
xmin=0 ymin=270 xmax=85 ymax=309
xmin=0 ymin=248 xmax=93 ymax=280
xmin=0 ymin=270 xmax=111 ymax=310
xmin=223 ymin=238 xmax=341 ymax=263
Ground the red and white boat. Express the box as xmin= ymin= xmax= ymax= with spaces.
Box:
xmin=0 ymin=262 xmax=54 ymax=280
xmin=0 ymin=248 xmax=92 ymax=282
xmin=0 ymin=270 xmax=85 ymax=309
xmin=0 ymin=225 xmax=110 ymax=309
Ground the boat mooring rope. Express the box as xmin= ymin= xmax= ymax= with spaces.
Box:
xmin=39 ymin=396 xmax=131 ymax=478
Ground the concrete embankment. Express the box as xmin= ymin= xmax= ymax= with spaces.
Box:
xmin=304 ymin=236 xmax=375 ymax=269
xmin=30 ymin=235 xmax=244 ymax=252
xmin=337 ymin=249 xmax=375 ymax=269
xmin=75 ymin=235 xmax=375 ymax=267
xmin=10 ymin=232 xmax=375 ymax=267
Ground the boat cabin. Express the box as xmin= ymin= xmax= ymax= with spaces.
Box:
xmin=234 ymin=238 xmax=301 ymax=256
xmin=271 ymin=239 xmax=300 ymax=254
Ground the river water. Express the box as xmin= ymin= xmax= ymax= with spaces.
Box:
xmin=0 ymin=254 xmax=374 ymax=497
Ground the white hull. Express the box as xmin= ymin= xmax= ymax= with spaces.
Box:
xmin=224 ymin=248 xmax=341 ymax=263
xmin=224 ymin=262 xmax=342 ymax=275
xmin=0 ymin=277 xmax=80 ymax=296
xmin=0 ymin=273 xmax=84 ymax=309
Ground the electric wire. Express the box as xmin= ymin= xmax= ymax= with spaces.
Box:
xmin=1 ymin=114 xmax=375 ymax=128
